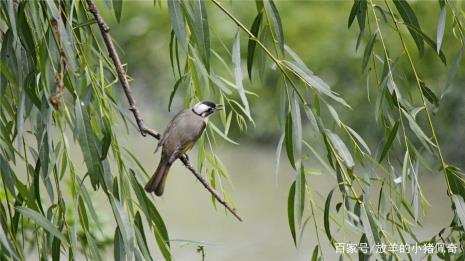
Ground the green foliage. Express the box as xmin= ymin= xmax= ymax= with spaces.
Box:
xmin=1 ymin=0 xmax=465 ymax=260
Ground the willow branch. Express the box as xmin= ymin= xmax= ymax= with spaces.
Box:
xmin=86 ymin=0 xmax=159 ymax=139
xmin=49 ymin=1 xmax=67 ymax=110
xmin=85 ymin=0 xmax=242 ymax=222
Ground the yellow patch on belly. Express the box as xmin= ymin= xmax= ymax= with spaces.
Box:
xmin=182 ymin=141 xmax=195 ymax=153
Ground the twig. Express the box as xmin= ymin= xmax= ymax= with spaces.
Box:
xmin=85 ymin=0 xmax=242 ymax=222
xmin=49 ymin=2 xmax=67 ymax=110
xmin=86 ymin=0 xmax=159 ymax=139
xmin=180 ymin=155 xmax=242 ymax=221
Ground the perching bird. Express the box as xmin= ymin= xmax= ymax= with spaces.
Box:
xmin=145 ymin=101 xmax=223 ymax=196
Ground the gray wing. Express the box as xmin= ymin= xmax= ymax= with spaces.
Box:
xmin=162 ymin=110 xmax=206 ymax=164
xmin=155 ymin=110 xmax=186 ymax=153
xmin=167 ymin=120 xmax=206 ymax=164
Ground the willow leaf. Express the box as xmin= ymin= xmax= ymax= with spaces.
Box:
xmin=285 ymin=112 xmax=295 ymax=169
xmin=16 ymin=207 xmax=68 ymax=245
xmin=247 ymin=11 xmax=263 ymax=80
xmin=436 ymin=5 xmax=446 ymax=54
xmin=263 ymin=0 xmax=284 ymax=53
xmin=113 ymin=0 xmax=122 ymax=23
xmin=362 ymin=32 xmax=377 ymax=71
xmin=287 ymin=181 xmax=296 ymax=246
xmin=191 ymin=0 xmax=210 ymax=70
xmin=325 ymin=129 xmax=354 ymax=169
xmin=167 ymin=0 xmax=187 ymax=50
xmin=232 ymin=33 xmax=252 ymax=120
xmin=393 ymin=0 xmax=424 ymax=55
xmin=324 ymin=188 xmax=335 ymax=246
xmin=379 ymin=121 xmax=399 ymax=163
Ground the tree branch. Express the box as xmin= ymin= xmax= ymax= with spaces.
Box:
xmin=49 ymin=1 xmax=67 ymax=110
xmin=85 ymin=0 xmax=242 ymax=222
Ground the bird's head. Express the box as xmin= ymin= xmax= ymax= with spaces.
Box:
xmin=192 ymin=101 xmax=223 ymax=117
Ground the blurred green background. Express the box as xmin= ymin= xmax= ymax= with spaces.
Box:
xmin=92 ymin=1 xmax=463 ymax=259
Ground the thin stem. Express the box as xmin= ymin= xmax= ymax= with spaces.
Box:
xmin=211 ymin=0 xmax=309 ymax=105
xmin=368 ymin=0 xmax=421 ymax=191
xmin=384 ymin=1 xmax=449 ymax=187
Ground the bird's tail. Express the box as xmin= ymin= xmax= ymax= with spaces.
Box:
xmin=144 ymin=159 xmax=171 ymax=196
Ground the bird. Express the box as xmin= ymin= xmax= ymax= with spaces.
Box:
xmin=145 ymin=101 xmax=223 ymax=196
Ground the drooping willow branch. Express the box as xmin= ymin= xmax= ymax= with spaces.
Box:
xmin=85 ymin=0 xmax=242 ymax=222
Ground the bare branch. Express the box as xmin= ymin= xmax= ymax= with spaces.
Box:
xmin=85 ymin=0 xmax=242 ymax=222
xmin=180 ymin=155 xmax=242 ymax=221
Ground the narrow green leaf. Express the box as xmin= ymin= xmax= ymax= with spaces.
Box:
xmin=110 ymin=196 xmax=134 ymax=260
xmin=419 ymin=81 xmax=439 ymax=107
xmin=209 ymin=122 xmax=239 ymax=145
xmin=325 ymin=129 xmax=355 ymax=169
xmin=324 ymin=188 xmax=335 ymax=246
xmin=191 ymin=0 xmax=210 ymax=70
xmin=168 ymin=75 xmax=188 ymax=112
xmin=210 ymin=74 xmax=232 ymax=95
xmin=0 ymin=222 xmax=18 ymax=260
xmin=0 ymin=156 xmax=16 ymax=195
xmin=0 ymin=61 xmax=19 ymax=89
xmin=169 ymin=30 xmax=176 ymax=76
xmin=356 ymin=0 xmax=367 ymax=32
xmin=247 ymin=11 xmax=263 ymax=80
xmin=99 ymin=116 xmax=112 ymax=160
xmin=303 ymin=106 xmax=319 ymax=134
xmin=404 ymin=24 xmax=447 ymax=65
xmin=113 ymin=0 xmax=123 ymax=23
xmin=168 ymin=0 xmax=187 ymax=50
xmin=311 ymin=245 xmax=319 ymax=261
xmin=263 ymin=0 xmax=284 ymax=53
xmin=348 ymin=0 xmax=361 ymax=28
xmin=379 ymin=121 xmax=399 ymax=163
xmin=446 ymin=166 xmax=465 ymax=200
xmin=285 ymin=112 xmax=295 ymax=169
xmin=84 ymin=229 xmax=102 ymax=260
xmin=283 ymin=60 xmax=349 ymax=107
xmin=114 ymin=227 xmax=126 ymax=261
xmin=52 ymin=237 xmax=60 ymax=261
xmin=74 ymin=99 xmax=102 ymax=188
xmin=77 ymin=180 xmax=103 ymax=234
xmin=393 ymin=0 xmax=424 ymax=56
xmin=326 ymin=104 xmax=341 ymax=127
xmin=274 ymin=132 xmax=285 ymax=182
xmin=232 ymin=32 xmax=252 ymax=120
xmin=346 ymin=126 xmax=371 ymax=154
xmin=362 ymin=32 xmax=377 ymax=71
xmin=360 ymin=206 xmax=380 ymax=250
xmin=287 ymin=181 xmax=296 ymax=246
xmin=17 ymin=2 xmax=35 ymax=54
xmin=291 ymin=91 xmax=302 ymax=163
xmin=294 ymin=163 xmax=306 ymax=226
xmin=402 ymin=151 xmax=409 ymax=194
xmin=134 ymin=212 xmax=152 ymax=261
xmin=453 ymin=194 xmax=465 ymax=228
xmin=128 ymin=172 xmax=171 ymax=260
xmin=401 ymin=109 xmax=436 ymax=148
xmin=442 ymin=47 xmax=463 ymax=98
xmin=16 ymin=206 xmax=68 ymax=245
xmin=358 ymin=234 xmax=369 ymax=261
xmin=436 ymin=5 xmax=446 ymax=54
xmin=24 ymin=72 xmax=40 ymax=108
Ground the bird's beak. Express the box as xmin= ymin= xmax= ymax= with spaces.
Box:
xmin=214 ymin=104 xmax=223 ymax=111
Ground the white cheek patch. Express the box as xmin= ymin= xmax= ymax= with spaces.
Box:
xmin=193 ymin=103 xmax=210 ymax=115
